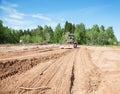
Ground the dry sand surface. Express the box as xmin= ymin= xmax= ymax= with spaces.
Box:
xmin=0 ymin=45 xmax=120 ymax=94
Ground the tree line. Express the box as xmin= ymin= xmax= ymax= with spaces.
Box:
xmin=0 ymin=20 xmax=118 ymax=45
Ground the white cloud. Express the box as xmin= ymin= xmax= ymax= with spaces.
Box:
xmin=32 ymin=14 xmax=51 ymax=21
xmin=4 ymin=18 xmax=24 ymax=25
xmin=0 ymin=5 xmax=16 ymax=13
xmin=9 ymin=13 xmax=25 ymax=19
xmin=4 ymin=18 xmax=36 ymax=30
xmin=0 ymin=5 xmax=25 ymax=19
xmin=0 ymin=6 xmax=10 ymax=12
xmin=42 ymin=22 xmax=58 ymax=29
xmin=0 ymin=1 xmax=64 ymax=30
xmin=10 ymin=25 xmax=36 ymax=30
xmin=58 ymin=18 xmax=64 ymax=21
xmin=46 ymin=22 xmax=57 ymax=27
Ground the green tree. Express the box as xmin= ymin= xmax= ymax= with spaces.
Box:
xmin=65 ymin=21 xmax=73 ymax=33
xmin=105 ymin=27 xmax=117 ymax=45
xmin=0 ymin=20 xmax=5 ymax=43
xmin=74 ymin=23 xmax=86 ymax=44
xmin=43 ymin=25 xmax=53 ymax=43
xmin=98 ymin=31 xmax=108 ymax=45
xmin=0 ymin=20 xmax=118 ymax=45
xmin=86 ymin=29 xmax=91 ymax=45
xmin=100 ymin=25 xmax=105 ymax=32
xmin=20 ymin=35 xmax=31 ymax=43
xmin=90 ymin=25 xmax=100 ymax=45
xmin=54 ymin=24 xmax=62 ymax=43
xmin=31 ymin=25 xmax=44 ymax=43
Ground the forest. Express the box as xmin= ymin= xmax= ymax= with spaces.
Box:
xmin=0 ymin=20 xmax=118 ymax=45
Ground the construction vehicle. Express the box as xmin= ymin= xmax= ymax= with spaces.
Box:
xmin=60 ymin=34 xmax=77 ymax=49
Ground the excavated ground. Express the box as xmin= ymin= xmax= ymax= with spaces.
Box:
xmin=0 ymin=45 xmax=120 ymax=94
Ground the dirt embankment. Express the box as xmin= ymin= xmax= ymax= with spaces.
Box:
xmin=0 ymin=46 xmax=70 ymax=81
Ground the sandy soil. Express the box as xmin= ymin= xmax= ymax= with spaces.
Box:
xmin=0 ymin=45 xmax=120 ymax=94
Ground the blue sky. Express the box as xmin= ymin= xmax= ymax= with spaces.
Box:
xmin=0 ymin=0 xmax=120 ymax=40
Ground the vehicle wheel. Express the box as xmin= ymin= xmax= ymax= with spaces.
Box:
xmin=74 ymin=43 xmax=77 ymax=48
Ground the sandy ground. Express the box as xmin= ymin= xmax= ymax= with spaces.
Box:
xmin=0 ymin=45 xmax=120 ymax=94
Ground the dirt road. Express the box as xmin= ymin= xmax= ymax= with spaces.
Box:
xmin=0 ymin=45 xmax=120 ymax=94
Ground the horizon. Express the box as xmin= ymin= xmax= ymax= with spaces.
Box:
xmin=0 ymin=0 xmax=120 ymax=41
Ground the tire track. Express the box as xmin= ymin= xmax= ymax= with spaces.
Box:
xmin=17 ymin=49 xmax=77 ymax=94
xmin=72 ymin=47 xmax=102 ymax=94
xmin=44 ymin=49 xmax=78 ymax=94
